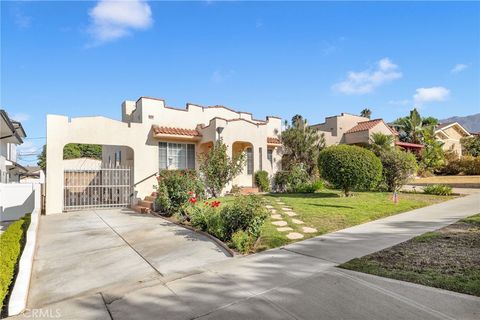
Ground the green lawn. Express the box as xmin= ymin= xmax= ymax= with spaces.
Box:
xmin=339 ymin=214 xmax=480 ymax=297
xmin=255 ymin=190 xmax=456 ymax=251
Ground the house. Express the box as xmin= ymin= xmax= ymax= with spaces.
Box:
xmin=310 ymin=113 xmax=398 ymax=146
xmin=1 ymin=110 xmax=27 ymax=183
xmin=434 ymin=122 xmax=471 ymax=156
xmin=20 ymin=166 xmax=45 ymax=184
xmin=45 ymin=97 xmax=282 ymax=214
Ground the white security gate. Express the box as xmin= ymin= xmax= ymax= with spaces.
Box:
xmin=63 ymin=166 xmax=132 ymax=211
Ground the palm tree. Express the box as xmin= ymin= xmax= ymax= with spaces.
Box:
xmin=370 ymin=132 xmax=394 ymax=151
xmin=395 ymin=108 xmax=424 ymax=144
xmin=360 ymin=108 xmax=372 ymax=119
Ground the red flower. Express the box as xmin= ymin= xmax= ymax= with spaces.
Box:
xmin=187 ymin=191 xmax=194 ymax=195
xmin=188 ymin=197 xmax=197 ymax=204
xmin=211 ymin=200 xmax=221 ymax=208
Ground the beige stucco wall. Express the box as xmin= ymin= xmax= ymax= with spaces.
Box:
xmin=311 ymin=113 xmax=369 ymax=146
xmin=435 ymin=126 xmax=468 ymax=156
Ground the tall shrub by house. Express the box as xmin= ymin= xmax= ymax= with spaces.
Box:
xmin=254 ymin=170 xmax=270 ymax=192
xmin=318 ymin=145 xmax=382 ymax=196
xmin=379 ymin=149 xmax=418 ymax=192
xmin=198 ymin=140 xmax=246 ymax=197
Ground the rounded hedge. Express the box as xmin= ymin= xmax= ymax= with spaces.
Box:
xmin=318 ymin=145 xmax=382 ymax=196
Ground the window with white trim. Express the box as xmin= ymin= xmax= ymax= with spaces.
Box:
xmin=267 ymin=149 xmax=273 ymax=166
xmin=246 ymin=147 xmax=253 ymax=175
xmin=159 ymin=142 xmax=195 ymax=170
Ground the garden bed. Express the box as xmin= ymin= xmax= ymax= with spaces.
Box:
xmin=339 ymin=214 xmax=480 ymax=296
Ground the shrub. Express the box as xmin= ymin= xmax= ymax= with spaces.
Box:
xmin=155 ymin=170 xmax=204 ymax=216
xmin=1 ymin=214 xmax=31 ymax=313
xmin=291 ymin=180 xmax=324 ymax=193
xmin=273 ymin=171 xmax=290 ymax=192
xmin=458 ymin=156 xmax=480 ymax=175
xmin=423 ymin=184 xmax=453 ymax=195
xmin=231 ymin=230 xmax=255 ymax=254
xmin=254 ymin=170 xmax=270 ymax=192
xmin=461 ymin=136 xmax=480 ymax=157
xmin=379 ymin=149 xmax=417 ymax=192
xmin=273 ymin=163 xmax=311 ymax=192
xmin=436 ymin=151 xmax=462 ymax=175
xmin=318 ymin=145 xmax=382 ymax=196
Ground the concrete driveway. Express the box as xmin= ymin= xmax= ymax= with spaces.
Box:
xmin=27 ymin=209 xmax=231 ymax=308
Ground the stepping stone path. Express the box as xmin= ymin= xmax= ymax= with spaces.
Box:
xmin=271 ymin=214 xmax=283 ymax=220
xmin=270 ymin=209 xmax=277 ymax=214
xmin=272 ymin=221 xmax=288 ymax=227
xmin=277 ymin=202 xmax=285 ymax=205
xmin=266 ymin=205 xmax=274 ymax=209
xmin=282 ymin=207 xmax=292 ymax=211
xmin=277 ymin=227 xmax=293 ymax=232
xmin=285 ymin=211 xmax=297 ymax=217
xmin=302 ymin=227 xmax=317 ymax=233
xmin=286 ymin=232 xmax=304 ymax=240
xmin=291 ymin=218 xmax=304 ymax=225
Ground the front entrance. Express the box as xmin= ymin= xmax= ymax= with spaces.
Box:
xmin=63 ymin=166 xmax=132 ymax=211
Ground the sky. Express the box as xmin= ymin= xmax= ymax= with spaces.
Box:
xmin=1 ymin=1 xmax=479 ymax=165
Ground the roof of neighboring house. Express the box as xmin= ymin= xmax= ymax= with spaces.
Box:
xmin=152 ymin=125 xmax=201 ymax=137
xmin=345 ymin=119 xmax=398 ymax=135
xmin=0 ymin=109 xmax=26 ymax=144
xmin=435 ymin=122 xmax=470 ymax=137
xmin=267 ymin=137 xmax=281 ymax=144
xmin=395 ymin=141 xmax=424 ymax=149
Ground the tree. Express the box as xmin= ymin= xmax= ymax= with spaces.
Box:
xmin=198 ymin=140 xmax=246 ymax=197
xmin=37 ymin=143 xmax=103 ymax=171
xmin=360 ymin=108 xmax=372 ymax=119
xmin=420 ymin=126 xmax=445 ymax=172
xmin=369 ymin=132 xmax=394 ymax=155
xmin=461 ymin=136 xmax=480 ymax=157
xmin=379 ymin=149 xmax=417 ymax=192
xmin=422 ymin=116 xmax=439 ymax=127
xmin=281 ymin=115 xmax=325 ymax=175
xmin=394 ymin=108 xmax=424 ymax=144
xmin=318 ymin=145 xmax=382 ymax=196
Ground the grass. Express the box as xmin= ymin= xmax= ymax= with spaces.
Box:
xmin=339 ymin=214 xmax=480 ymax=297
xmin=0 ymin=214 xmax=31 ymax=314
xmin=255 ymin=190 xmax=455 ymax=250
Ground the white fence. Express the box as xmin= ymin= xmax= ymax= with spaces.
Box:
xmin=0 ymin=183 xmax=41 ymax=222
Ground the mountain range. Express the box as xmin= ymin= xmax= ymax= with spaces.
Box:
xmin=440 ymin=113 xmax=480 ymax=133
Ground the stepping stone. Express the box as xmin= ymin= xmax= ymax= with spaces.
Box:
xmin=266 ymin=205 xmax=274 ymax=209
xmin=302 ymin=227 xmax=317 ymax=233
xmin=277 ymin=202 xmax=285 ymax=205
xmin=277 ymin=227 xmax=293 ymax=232
xmin=282 ymin=207 xmax=292 ymax=211
xmin=291 ymin=219 xmax=304 ymax=225
xmin=270 ymin=209 xmax=277 ymax=214
xmin=272 ymin=221 xmax=288 ymax=227
xmin=285 ymin=211 xmax=297 ymax=217
xmin=286 ymin=232 xmax=304 ymax=240
xmin=271 ymin=214 xmax=282 ymax=220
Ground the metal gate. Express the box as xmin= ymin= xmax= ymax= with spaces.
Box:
xmin=63 ymin=166 xmax=132 ymax=211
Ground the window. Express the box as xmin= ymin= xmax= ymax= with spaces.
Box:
xmin=267 ymin=149 xmax=273 ymax=166
xmin=159 ymin=142 xmax=195 ymax=170
xmin=114 ymin=151 xmax=122 ymax=167
xmin=259 ymin=147 xmax=263 ymax=171
xmin=246 ymin=147 xmax=253 ymax=175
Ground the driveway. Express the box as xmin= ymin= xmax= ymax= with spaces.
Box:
xmin=27 ymin=209 xmax=231 ymax=308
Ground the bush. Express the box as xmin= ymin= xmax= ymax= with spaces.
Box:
xmin=436 ymin=152 xmax=462 ymax=175
xmin=231 ymin=230 xmax=255 ymax=254
xmin=423 ymin=184 xmax=453 ymax=196
xmin=273 ymin=163 xmax=311 ymax=192
xmin=254 ymin=170 xmax=270 ymax=192
xmin=1 ymin=214 xmax=31 ymax=313
xmin=458 ymin=156 xmax=480 ymax=175
xmin=379 ymin=149 xmax=417 ymax=192
xmin=292 ymin=180 xmax=324 ymax=193
xmin=273 ymin=171 xmax=290 ymax=192
xmin=155 ymin=170 xmax=204 ymax=216
xmin=318 ymin=145 xmax=382 ymax=196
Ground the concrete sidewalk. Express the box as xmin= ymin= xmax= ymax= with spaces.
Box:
xmin=13 ymin=193 xmax=480 ymax=319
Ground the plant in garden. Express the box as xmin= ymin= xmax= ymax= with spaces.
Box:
xmin=273 ymin=163 xmax=312 ymax=192
xmin=461 ymin=136 xmax=480 ymax=157
xmin=393 ymin=108 xmax=426 ymax=144
xmin=420 ymin=126 xmax=445 ymax=173
xmin=423 ymin=184 xmax=453 ymax=196
xmin=281 ymin=114 xmax=325 ymax=175
xmin=369 ymin=132 xmax=394 ymax=155
xmin=458 ymin=156 xmax=480 ymax=175
xmin=198 ymin=140 xmax=246 ymax=197
xmin=254 ymin=170 xmax=270 ymax=192
xmin=379 ymin=149 xmax=417 ymax=192
xmin=318 ymin=145 xmax=382 ymax=196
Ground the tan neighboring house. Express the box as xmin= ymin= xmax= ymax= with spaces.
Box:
xmin=434 ymin=122 xmax=471 ymax=156
xmin=45 ymin=97 xmax=282 ymax=214
xmin=310 ymin=113 xmax=398 ymax=146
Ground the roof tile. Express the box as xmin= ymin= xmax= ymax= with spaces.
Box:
xmin=152 ymin=125 xmax=201 ymax=137
xmin=345 ymin=119 xmax=397 ymax=135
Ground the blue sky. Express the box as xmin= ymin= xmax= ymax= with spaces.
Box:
xmin=1 ymin=1 xmax=479 ymax=165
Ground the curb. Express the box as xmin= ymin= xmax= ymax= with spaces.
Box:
xmin=151 ymin=212 xmax=235 ymax=257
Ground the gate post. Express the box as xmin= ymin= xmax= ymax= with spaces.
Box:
xmin=46 ymin=115 xmax=67 ymax=214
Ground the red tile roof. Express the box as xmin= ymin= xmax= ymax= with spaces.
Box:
xmin=345 ymin=119 xmax=398 ymax=135
xmin=267 ymin=137 xmax=281 ymax=144
xmin=395 ymin=141 xmax=424 ymax=149
xmin=152 ymin=125 xmax=201 ymax=137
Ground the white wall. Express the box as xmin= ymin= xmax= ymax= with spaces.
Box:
xmin=0 ymin=183 xmax=40 ymax=222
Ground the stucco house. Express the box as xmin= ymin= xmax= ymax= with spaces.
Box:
xmin=45 ymin=97 xmax=282 ymax=214
xmin=310 ymin=113 xmax=398 ymax=146
xmin=1 ymin=109 xmax=27 ymax=183
xmin=434 ymin=122 xmax=470 ymax=156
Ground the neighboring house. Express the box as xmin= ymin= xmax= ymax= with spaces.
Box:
xmin=63 ymin=158 xmax=102 ymax=170
xmin=434 ymin=122 xmax=471 ymax=156
xmin=20 ymin=166 xmax=45 ymax=184
xmin=310 ymin=113 xmax=398 ymax=146
xmin=45 ymin=97 xmax=282 ymax=214
xmin=0 ymin=109 xmax=27 ymax=183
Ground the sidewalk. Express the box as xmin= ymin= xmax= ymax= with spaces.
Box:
xmin=12 ymin=193 xmax=480 ymax=320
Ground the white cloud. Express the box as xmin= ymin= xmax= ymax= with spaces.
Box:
xmin=88 ymin=0 xmax=153 ymax=45
xmin=388 ymin=99 xmax=410 ymax=106
xmin=451 ymin=63 xmax=468 ymax=74
xmin=413 ymin=87 xmax=450 ymax=105
xmin=11 ymin=112 xmax=30 ymax=122
xmin=332 ymin=58 xmax=402 ymax=94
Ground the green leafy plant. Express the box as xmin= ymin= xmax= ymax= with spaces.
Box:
xmin=423 ymin=184 xmax=453 ymax=196
xmin=379 ymin=149 xmax=417 ymax=192
xmin=318 ymin=145 xmax=382 ymax=196
xmin=198 ymin=140 xmax=246 ymax=197
xmin=461 ymin=136 xmax=480 ymax=157
xmin=254 ymin=170 xmax=270 ymax=192
xmin=420 ymin=126 xmax=445 ymax=172
xmin=231 ymin=230 xmax=255 ymax=254
xmin=370 ymin=132 xmax=394 ymax=155
xmin=273 ymin=163 xmax=310 ymax=192
xmin=0 ymin=214 xmax=31 ymax=313
xmin=458 ymin=156 xmax=480 ymax=175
